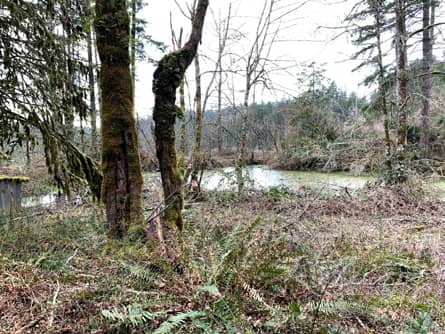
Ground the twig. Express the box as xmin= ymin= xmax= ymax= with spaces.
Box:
xmin=48 ymin=281 xmax=60 ymax=328
xmin=297 ymin=185 xmax=326 ymax=219
xmin=11 ymin=211 xmax=46 ymax=221
xmin=65 ymin=248 xmax=78 ymax=265
xmin=14 ymin=317 xmax=45 ymax=334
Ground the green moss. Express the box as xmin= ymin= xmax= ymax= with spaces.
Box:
xmin=95 ymin=0 xmax=145 ymax=239
xmin=0 ymin=175 xmax=30 ymax=182
xmin=127 ymin=224 xmax=146 ymax=242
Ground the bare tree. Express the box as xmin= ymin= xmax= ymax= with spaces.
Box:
xmin=186 ymin=4 xmax=232 ymax=194
xmin=189 ymin=51 xmax=204 ymax=192
xmin=214 ymin=5 xmax=232 ymax=153
xmin=235 ymin=0 xmax=282 ymax=192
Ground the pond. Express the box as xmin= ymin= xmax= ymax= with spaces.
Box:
xmin=22 ymin=193 xmax=69 ymax=209
xmin=22 ymin=166 xmax=445 ymax=208
xmin=201 ymin=165 xmax=371 ymax=192
xmin=202 ymin=165 xmax=445 ymax=199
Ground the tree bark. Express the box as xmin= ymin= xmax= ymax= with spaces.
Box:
xmin=83 ymin=0 xmax=97 ymax=158
xmin=395 ymin=0 xmax=408 ymax=164
xmin=420 ymin=0 xmax=434 ymax=156
xmin=372 ymin=0 xmax=391 ymax=167
xmin=190 ymin=52 xmax=203 ymax=192
xmin=130 ymin=0 xmax=137 ymax=91
xmin=217 ymin=60 xmax=223 ymax=153
xmin=152 ymin=0 xmax=209 ymax=231
xmin=236 ymin=82 xmax=250 ymax=193
xmin=178 ymin=78 xmax=187 ymax=175
xmin=95 ymin=0 xmax=144 ymax=239
xmin=216 ymin=6 xmax=231 ymax=153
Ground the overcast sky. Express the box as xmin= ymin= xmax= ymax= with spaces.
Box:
xmin=133 ymin=0 xmax=444 ymax=117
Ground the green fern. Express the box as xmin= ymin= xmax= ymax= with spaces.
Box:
xmin=101 ymin=304 xmax=164 ymax=327
xmin=195 ymin=284 xmax=222 ymax=298
xmin=193 ymin=318 xmax=215 ymax=334
xmin=153 ymin=311 xmax=207 ymax=334
xmin=305 ymin=299 xmax=359 ymax=317
xmin=129 ymin=264 xmax=158 ymax=282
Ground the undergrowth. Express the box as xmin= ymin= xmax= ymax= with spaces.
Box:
xmin=0 ymin=187 xmax=444 ymax=333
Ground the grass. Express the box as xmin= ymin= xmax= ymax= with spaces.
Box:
xmin=0 ymin=185 xmax=444 ymax=333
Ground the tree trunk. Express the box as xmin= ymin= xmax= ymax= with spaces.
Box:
xmin=217 ymin=60 xmax=223 ymax=153
xmin=152 ymin=0 xmax=209 ymax=231
xmin=130 ymin=0 xmax=137 ymax=91
xmin=395 ymin=0 xmax=408 ymax=164
xmin=95 ymin=0 xmax=144 ymax=239
xmin=190 ymin=52 xmax=203 ymax=193
xmin=420 ymin=0 xmax=434 ymax=156
xmin=84 ymin=0 xmax=97 ymax=158
xmin=215 ymin=6 xmax=231 ymax=154
xmin=236 ymin=82 xmax=250 ymax=193
xmin=373 ymin=0 xmax=391 ymax=167
xmin=178 ymin=78 xmax=187 ymax=175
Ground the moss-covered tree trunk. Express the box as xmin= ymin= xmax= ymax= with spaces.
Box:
xmin=95 ymin=0 xmax=144 ymax=239
xmin=153 ymin=0 xmax=209 ymax=231
xmin=176 ymin=34 xmax=187 ymax=177
xmin=130 ymin=0 xmax=137 ymax=89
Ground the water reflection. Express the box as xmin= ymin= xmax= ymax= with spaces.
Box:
xmin=201 ymin=165 xmax=371 ymax=191
xmin=22 ymin=193 xmax=66 ymax=208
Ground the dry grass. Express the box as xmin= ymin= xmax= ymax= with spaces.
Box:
xmin=0 ymin=183 xmax=444 ymax=333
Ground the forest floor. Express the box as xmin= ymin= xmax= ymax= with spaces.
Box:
xmin=1 ymin=181 xmax=445 ymax=333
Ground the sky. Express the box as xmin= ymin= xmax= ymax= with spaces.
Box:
xmin=132 ymin=0 xmax=443 ymax=117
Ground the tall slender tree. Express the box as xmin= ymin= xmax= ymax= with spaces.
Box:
xmin=236 ymin=0 xmax=277 ymax=192
xmin=395 ymin=0 xmax=408 ymax=167
xmin=189 ymin=52 xmax=203 ymax=192
xmin=82 ymin=0 xmax=98 ymax=158
xmin=215 ymin=6 xmax=232 ymax=153
xmin=420 ymin=0 xmax=436 ymax=156
xmin=95 ymin=0 xmax=144 ymax=239
xmin=346 ymin=0 xmax=393 ymax=167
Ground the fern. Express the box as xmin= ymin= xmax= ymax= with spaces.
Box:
xmin=244 ymin=216 xmax=262 ymax=238
xmin=153 ymin=311 xmax=206 ymax=334
xmin=242 ymin=281 xmax=272 ymax=309
xmin=193 ymin=318 xmax=215 ymax=334
xmin=129 ymin=264 xmax=158 ymax=282
xmin=305 ymin=299 xmax=358 ymax=317
xmin=195 ymin=284 xmax=222 ymax=298
xmin=210 ymin=217 xmax=264 ymax=281
xmin=101 ymin=304 xmax=164 ymax=327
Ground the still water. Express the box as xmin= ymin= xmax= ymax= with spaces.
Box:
xmin=201 ymin=165 xmax=370 ymax=192
xmin=22 ymin=165 xmax=445 ymax=207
